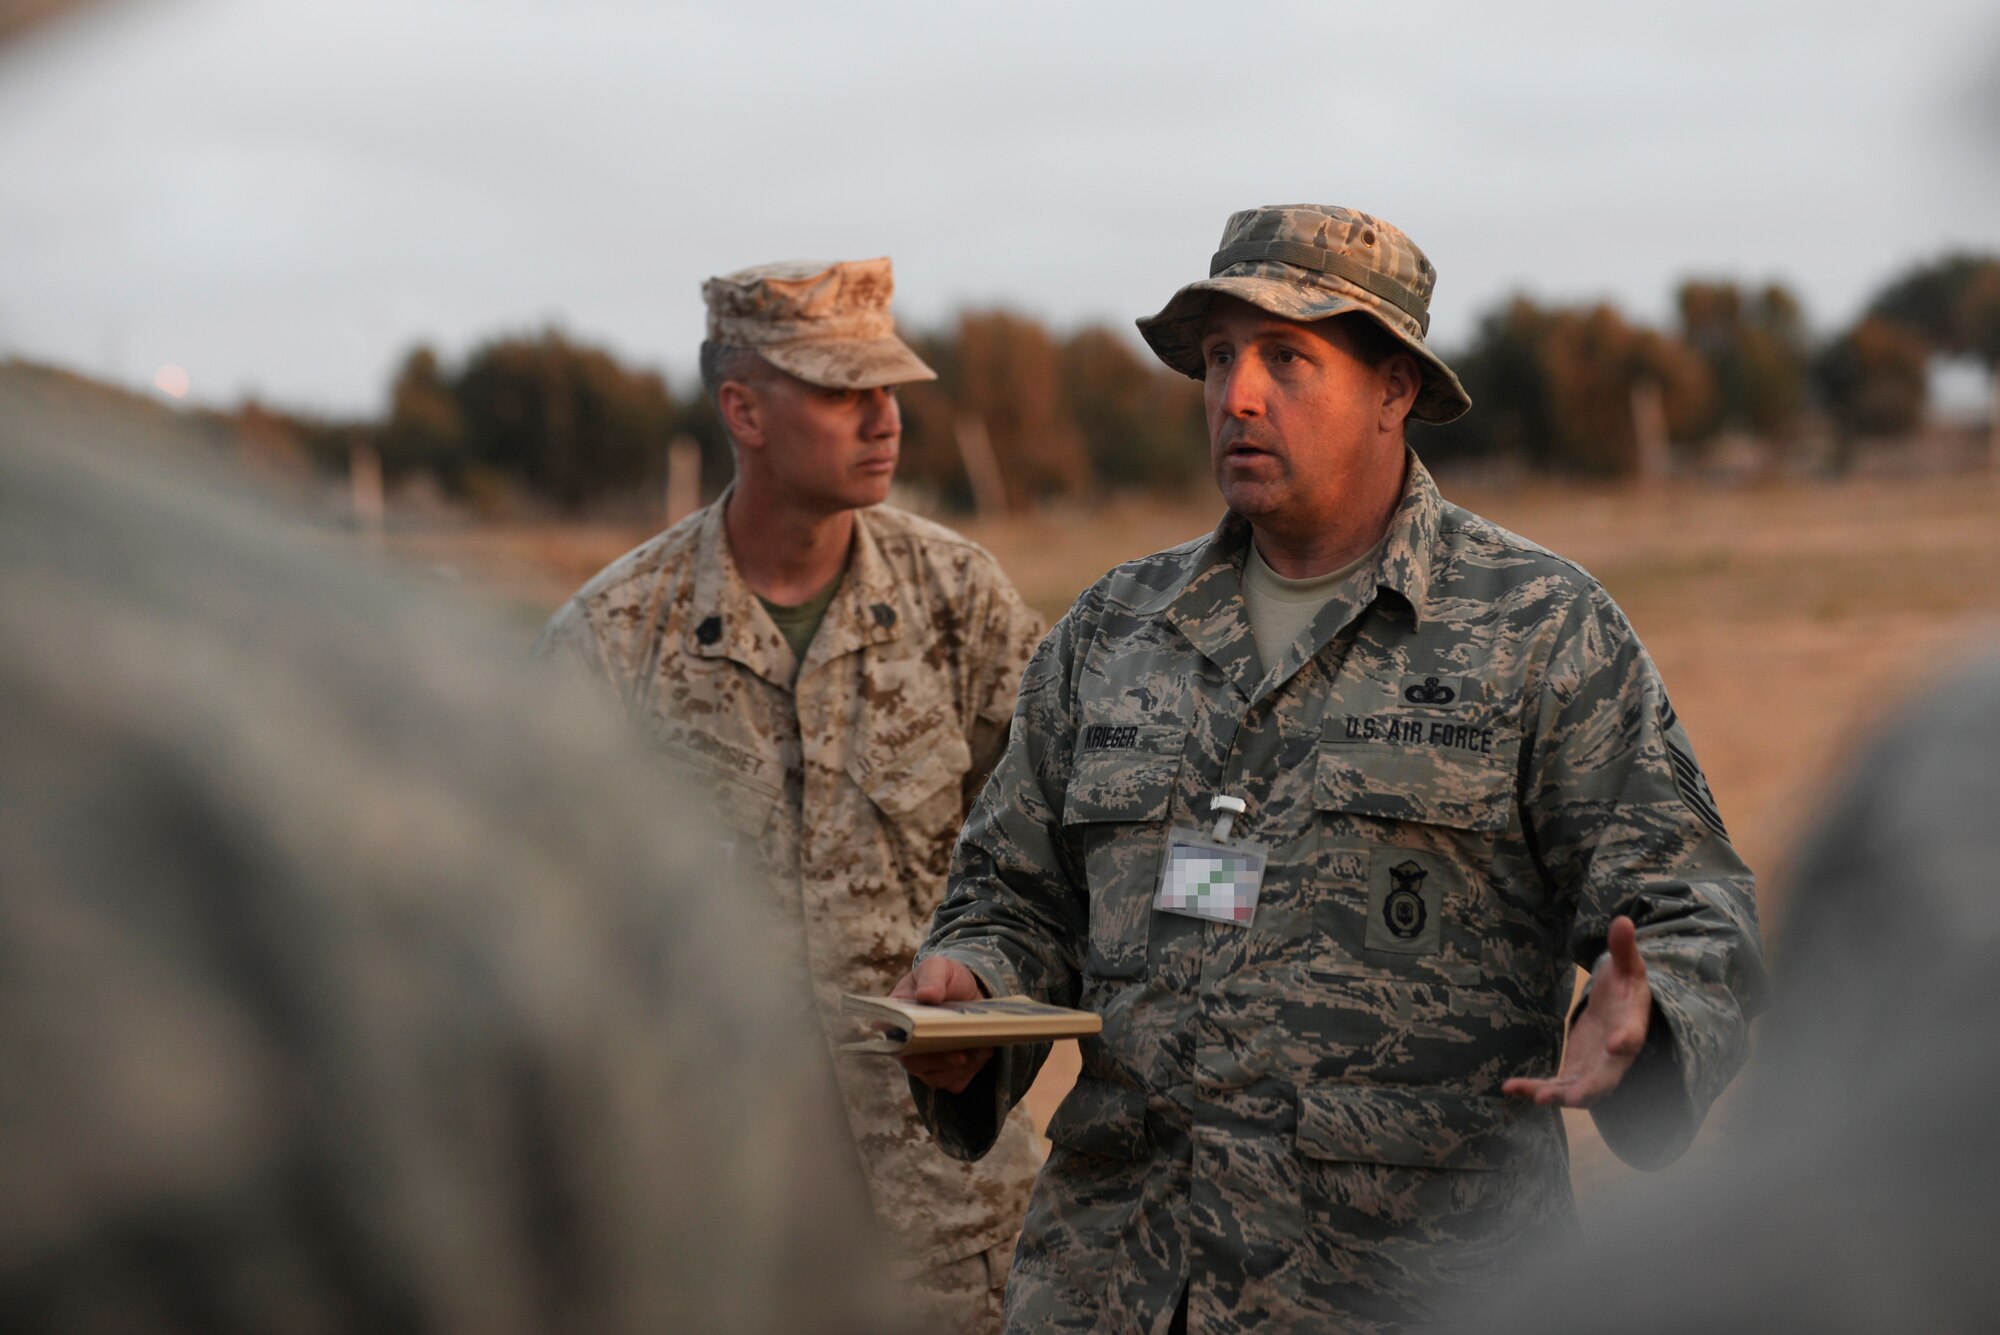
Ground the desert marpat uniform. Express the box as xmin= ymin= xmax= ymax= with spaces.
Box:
xmin=539 ymin=492 xmax=1047 ymax=1282
xmin=914 ymin=451 xmax=1770 ymax=1332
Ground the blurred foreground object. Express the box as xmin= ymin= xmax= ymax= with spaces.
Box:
xmin=0 ymin=0 xmax=94 ymax=46
xmin=0 ymin=363 xmax=895 ymax=1333
xmin=1486 ymin=647 xmax=2000 ymax=1332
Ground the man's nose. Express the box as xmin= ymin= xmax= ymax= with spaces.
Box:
xmin=1216 ymin=356 xmax=1266 ymax=418
xmin=861 ymin=388 xmax=900 ymax=438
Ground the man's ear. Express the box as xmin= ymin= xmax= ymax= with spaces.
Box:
xmin=1379 ymin=352 xmax=1422 ymax=431
xmin=718 ymin=379 xmax=764 ymax=450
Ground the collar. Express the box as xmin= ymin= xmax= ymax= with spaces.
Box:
xmin=1145 ymin=447 xmax=1444 ymax=695
xmin=800 ymin=504 xmax=905 ymax=671
xmin=1371 ymin=447 xmax=1442 ymax=629
xmin=683 ymin=488 xmax=905 ymax=688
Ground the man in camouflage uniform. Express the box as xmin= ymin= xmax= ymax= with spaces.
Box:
xmin=895 ymin=205 xmax=1769 ymax=1332
xmin=538 ymin=259 xmax=1045 ymax=1330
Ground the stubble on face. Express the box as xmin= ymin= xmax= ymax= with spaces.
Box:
xmin=1195 ymin=299 xmax=1425 ymax=579
xmin=1200 ymin=301 xmax=1386 ymax=528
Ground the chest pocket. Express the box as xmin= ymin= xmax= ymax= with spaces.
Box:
xmin=849 ymin=708 xmax=973 ymax=919
xmin=848 ymin=712 xmax=973 ymax=818
xmin=1315 ymin=719 xmax=1518 ymax=830
xmin=1062 ymin=725 xmax=1181 ymax=980
xmin=1310 ymin=725 xmax=1518 ymax=985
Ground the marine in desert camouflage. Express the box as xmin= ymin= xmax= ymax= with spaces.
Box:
xmin=899 ymin=205 xmax=1769 ymax=1333
xmin=538 ymin=259 xmax=1045 ymax=1331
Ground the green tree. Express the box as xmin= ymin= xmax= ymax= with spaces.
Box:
xmin=1813 ymin=315 xmax=1931 ymax=440
xmin=952 ymin=310 xmax=1090 ymax=508
xmin=1417 ymin=297 xmax=1557 ymax=470
xmin=1863 ymin=252 xmax=2000 ymax=465
xmin=665 ymin=392 xmax=737 ymax=506
xmin=892 ymin=328 xmax=974 ymax=507
xmin=1867 ymin=253 xmax=2000 ymax=355
xmin=1426 ymin=298 xmax=1712 ymax=477
xmin=379 ymin=346 xmax=465 ymax=481
xmin=1676 ymin=281 xmax=1810 ymax=439
xmin=453 ymin=330 xmax=678 ymax=512
xmin=1059 ymin=326 xmax=1206 ymax=492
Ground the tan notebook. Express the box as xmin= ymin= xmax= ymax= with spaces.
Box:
xmin=839 ymin=993 xmax=1102 ymax=1055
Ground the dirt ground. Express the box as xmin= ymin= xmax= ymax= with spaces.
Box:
xmin=393 ymin=468 xmax=2000 ymax=1210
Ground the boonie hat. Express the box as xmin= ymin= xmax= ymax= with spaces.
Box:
xmin=1136 ymin=205 xmax=1472 ymax=424
xmin=702 ymin=257 xmax=936 ymax=390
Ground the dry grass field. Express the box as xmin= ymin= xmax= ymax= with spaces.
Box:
xmin=393 ymin=468 xmax=2000 ymax=1211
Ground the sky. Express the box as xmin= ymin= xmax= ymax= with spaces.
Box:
xmin=2 ymin=0 xmax=1997 ymax=416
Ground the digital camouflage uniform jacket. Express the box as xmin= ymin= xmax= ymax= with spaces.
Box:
xmin=914 ymin=453 xmax=1769 ymax=1333
xmin=539 ymin=494 xmax=1046 ymax=1273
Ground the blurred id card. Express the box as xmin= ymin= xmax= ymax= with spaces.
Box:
xmin=1154 ymin=829 xmax=1268 ymax=926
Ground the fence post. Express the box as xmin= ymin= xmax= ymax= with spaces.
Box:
xmin=954 ymin=413 xmax=1007 ymax=518
xmin=666 ymin=435 xmax=702 ymax=526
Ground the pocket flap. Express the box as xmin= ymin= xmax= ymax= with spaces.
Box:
xmin=1044 ymin=1076 xmax=1154 ymax=1161
xmin=1296 ymin=1084 xmax=1520 ymax=1171
xmin=1062 ymin=726 xmax=1181 ymax=826
xmin=849 ymin=713 xmax=972 ymax=817
xmin=1314 ymin=741 xmax=1515 ymax=832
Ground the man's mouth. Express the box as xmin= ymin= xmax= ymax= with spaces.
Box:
xmin=1218 ymin=424 xmax=1277 ymax=454
xmin=1222 ymin=439 xmax=1275 ymax=461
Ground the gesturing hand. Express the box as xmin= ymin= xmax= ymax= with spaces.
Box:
xmin=891 ymin=957 xmax=995 ymax=1095
xmin=1503 ymin=915 xmax=1653 ymax=1108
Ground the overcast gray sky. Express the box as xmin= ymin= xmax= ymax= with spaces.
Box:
xmin=3 ymin=0 xmax=1996 ymax=414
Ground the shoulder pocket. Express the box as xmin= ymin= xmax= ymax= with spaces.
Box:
xmin=1314 ymin=736 xmax=1516 ymax=832
xmin=1044 ymin=1075 xmax=1154 ymax=1162
xmin=1296 ymin=1084 xmax=1521 ymax=1172
xmin=1060 ymin=725 xmax=1182 ymax=979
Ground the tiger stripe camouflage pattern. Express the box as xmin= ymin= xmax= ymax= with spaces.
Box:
xmin=912 ymin=451 xmax=1769 ymax=1333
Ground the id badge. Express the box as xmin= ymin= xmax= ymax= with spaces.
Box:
xmin=1154 ymin=828 xmax=1269 ymax=927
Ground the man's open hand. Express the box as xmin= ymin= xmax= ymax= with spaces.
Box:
xmin=1503 ymin=915 xmax=1653 ymax=1108
xmin=891 ymin=957 xmax=995 ymax=1095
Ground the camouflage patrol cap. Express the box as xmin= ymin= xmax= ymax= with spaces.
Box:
xmin=1137 ymin=204 xmax=1472 ymax=424
xmin=703 ymin=257 xmax=937 ymax=390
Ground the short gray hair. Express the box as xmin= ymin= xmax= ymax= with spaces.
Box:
xmin=698 ymin=341 xmax=773 ymax=410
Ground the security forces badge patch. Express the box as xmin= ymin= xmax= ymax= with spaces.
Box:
xmin=1364 ymin=854 xmax=1444 ymax=955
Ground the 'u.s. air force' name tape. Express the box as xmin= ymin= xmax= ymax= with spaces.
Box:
xmin=1333 ymin=714 xmax=1497 ymax=755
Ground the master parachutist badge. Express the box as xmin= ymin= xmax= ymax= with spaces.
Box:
xmin=1403 ymin=675 xmax=1457 ymax=705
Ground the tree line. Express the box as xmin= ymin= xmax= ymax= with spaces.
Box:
xmin=246 ymin=251 xmax=2000 ymax=514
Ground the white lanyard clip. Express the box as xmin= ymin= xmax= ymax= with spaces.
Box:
xmin=1209 ymin=793 xmax=1247 ymax=842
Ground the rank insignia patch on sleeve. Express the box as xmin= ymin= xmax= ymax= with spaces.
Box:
xmin=1660 ymin=699 xmax=1728 ymax=837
